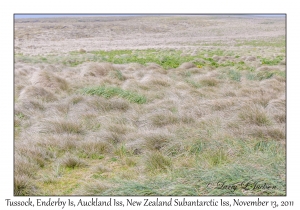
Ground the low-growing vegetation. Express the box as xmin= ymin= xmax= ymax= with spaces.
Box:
xmin=14 ymin=15 xmax=286 ymax=196
xmin=81 ymin=86 xmax=147 ymax=104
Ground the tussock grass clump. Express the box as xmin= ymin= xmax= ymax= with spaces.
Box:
xmin=102 ymin=131 xmax=123 ymax=144
xmin=200 ymin=78 xmax=219 ymax=87
xmin=110 ymin=69 xmax=126 ymax=81
xmin=256 ymin=71 xmax=275 ymax=80
xmin=15 ymin=117 xmax=21 ymax=128
xmin=19 ymin=85 xmax=57 ymax=102
xmin=107 ymin=98 xmax=131 ymax=111
xmin=75 ymin=182 xmax=111 ymax=195
xmin=87 ymin=97 xmax=130 ymax=112
xmin=146 ymin=78 xmax=171 ymax=87
xmin=210 ymin=99 xmax=235 ymax=111
xmin=114 ymin=144 xmax=132 ymax=158
xmin=16 ymin=145 xmax=52 ymax=168
xmin=257 ymin=66 xmax=280 ymax=72
xmin=92 ymin=165 xmax=111 ymax=174
xmin=150 ymin=112 xmax=179 ymax=127
xmin=239 ymin=104 xmax=272 ymax=126
xmin=103 ymin=182 xmax=158 ymax=196
xmin=81 ymin=86 xmax=146 ymax=104
xmin=189 ymin=139 xmax=206 ymax=155
xmin=178 ymin=62 xmax=196 ymax=69
xmin=250 ymin=126 xmax=285 ymax=141
xmin=204 ymin=148 xmax=230 ymax=167
xmin=40 ymin=118 xmax=84 ymax=134
xmin=253 ymin=140 xmax=282 ymax=153
xmin=79 ymin=140 xmax=112 ymax=158
xmin=245 ymin=56 xmax=257 ymax=61
xmin=69 ymin=95 xmax=84 ymax=105
xmin=43 ymin=134 xmax=80 ymax=151
xmin=81 ymin=62 xmax=114 ymax=77
xmin=185 ymin=79 xmax=202 ymax=88
xmin=107 ymin=124 xmax=130 ymax=135
xmin=145 ymin=152 xmax=172 ymax=173
xmin=15 ymin=154 xmax=38 ymax=178
xmin=14 ymin=175 xmax=36 ymax=196
xmin=227 ymin=69 xmax=241 ymax=81
xmin=18 ymin=99 xmax=45 ymax=112
xmin=145 ymin=63 xmax=164 ymax=70
xmin=179 ymin=114 xmax=196 ymax=124
xmin=266 ymin=97 xmax=285 ymax=114
xmin=59 ymin=155 xmax=87 ymax=169
xmin=31 ymin=70 xmax=68 ymax=92
xmin=143 ymin=132 xmax=173 ymax=151
xmin=260 ymin=56 xmax=284 ymax=65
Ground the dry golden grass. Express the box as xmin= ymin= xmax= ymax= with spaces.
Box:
xmin=19 ymin=85 xmax=57 ymax=102
xmin=31 ymin=70 xmax=68 ymax=92
xmin=239 ymin=104 xmax=272 ymax=126
xmin=178 ymin=62 xmax=196 ymax=69
xmin=81 ymin=62 xmax=114 ymax=77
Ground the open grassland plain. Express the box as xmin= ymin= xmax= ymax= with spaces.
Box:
xmin=14 ymin=15 xmax=286 ymax=196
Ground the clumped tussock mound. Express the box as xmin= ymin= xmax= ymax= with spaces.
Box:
xmin=141 ymin=130 xmax=174 ymax=151
xmin=78 ymin=96 xmax=130 ymax=113
xmin=16 ymin=99 xmax=45 ymax=116
xmin=37 ymin=117 xmax=84 ymax=134
xmin=78 ymin=138 xmax=113 ymax=158
xmin=239 ymin=104 xmax=272 ymax=126
xmin=125 ymin=63 xmax=144 ymax=71
xmin=112 ymin=64 xmax=128 ymax=71
xmin=14 ymin=174 xmax=36 ymax=196
xmin=178 ymin=62 xmax=196 ymax=69
xmin=31 ymin=70 xmax=68 ymax=92
xmin=199 ymin=78 xmax=219 ymax=87
xmin=19 ymin=85 xmax=57 ymax=102
xmin=59 ymin=154 xmax=87 ymax=169
xmin=257 ymin=66 xmax=280 ymax=71
xmin=150 ymin=111 xmax=179 ymax=127
xmin=81 ymin=62 xmax=114 ymax=77
xmin=248 ymin=126 xmax=285 ymax=141
xmin=146 ymin=63 xmax=163 ymax=70
xmin=266 ymin=96 xmax=286 ymax=123
xmin=74 ymin=181 xmax=111 ymax=196
xmin=245 ymin=56 xmax=257 ymax=61
xmin=145 ymin=77 xmax=171 ymax=87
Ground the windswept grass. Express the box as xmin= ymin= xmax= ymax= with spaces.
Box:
xmin=81 ymin=86 xmax=147 ymax=104
xmin=15 ymin=48 xmax=261 ymax=70
xmin=239 ymin=104 xmax=272 ymax=126
xmin=59 ymin=155 xmax=87 ymax=169
xmin=145 ymin=152 xmax=172 ymax=173
xmin=15 ymin=39 xmax=285 ymax=196
xmin=261 ymin=56 xmax=284 ymax=65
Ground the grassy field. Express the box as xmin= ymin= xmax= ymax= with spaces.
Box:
xmin=14 ymin=16 xmax=286 ymax=196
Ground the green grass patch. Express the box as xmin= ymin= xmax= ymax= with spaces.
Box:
xmin=261 ymin=56 xmax=284 ymax=65
xmin=15 ymin=49 xmax=255 ymax=70
xmin=103 ymin=182 xmax=159 ymax=196
xmin=100 ymin=162 xmax=285 ymax=195
xmin=227 ymin=69 xmax=241 ymax=82
xmin=185 ymin=79 xmax=202 ymax=88
xmin=246 ymin=70 xmax=285 ymax=81
xmin=111 ymin=70 xmax=126 ymax=81
xmin=145 ymin=152 xmax=172 ymax=173
xmin=78 ymin=152 xmax=105 ymax=160
xmin=81 ymin=86 xmax=147 ymax=104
